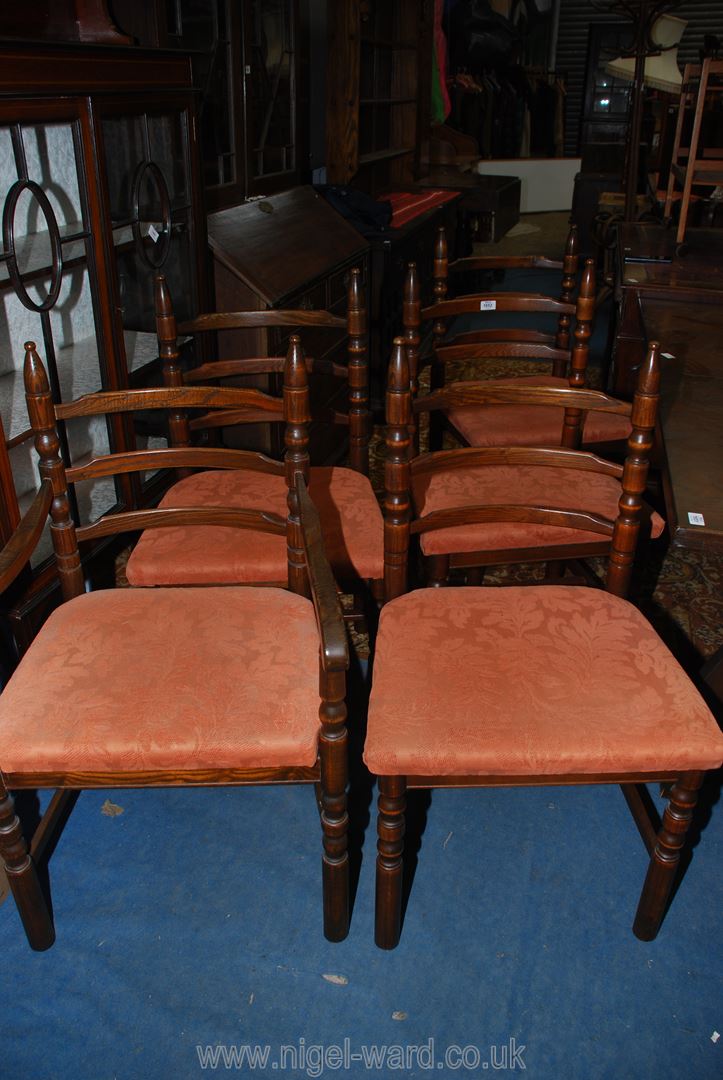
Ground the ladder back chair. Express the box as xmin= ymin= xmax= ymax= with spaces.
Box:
xmin=432 ymin=219 xmax=581 ymax=353
xmin=384 ymin=338 xmax=664 ymax=591
xmin=140 ymin=272 xmax=383 ymax=603
xmin=366 ymin=346 xmax=723 ymax=949
xmin=405 ymin=248 xmax=632 ymax=454
xmin=0 ymin=348 xmax=350 ymax=950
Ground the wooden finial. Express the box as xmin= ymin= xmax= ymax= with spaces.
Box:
xmin=608 ymin=341 xmax=661 ymax=598
xmin=22 ymin=343 xmax=84 ymax=600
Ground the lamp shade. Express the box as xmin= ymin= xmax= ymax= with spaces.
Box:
xmin=606 ymin=15 xmax=687 ymax=93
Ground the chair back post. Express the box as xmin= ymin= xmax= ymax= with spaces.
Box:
xmin=384 ymin=338 xmax=413 ymax=601
xmin=22 ymin=344 xmax=84 ymax=601
xmin=402 ymin=262 xmax=422 ymax=398
xmin=154 ymin=273 xmax=193 ymax=480
xmin=561 ymin=258 xmax=596 ymax=446
xmin=403 ymin=262 xmax=422 ymax=454
xmin=607 ymin=342 xmax=661 ymax=597
xmin=346 ymin=267 xmax=370 ymax=476
xmin=283 ymin=335 xmax=312 ymax=597
xmin=431 ymin=226 xmax=448 ymax=353
xmin=555 ymin=222 xmax=580 ymax=352
xmin=154 ymin=273 xmax=190 ymax=436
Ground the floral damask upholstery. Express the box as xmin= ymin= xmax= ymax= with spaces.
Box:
xmin=412 ymin=462 xmax=664 ymax=556
xmin=0 ymin=587 xmax=324 ymax=775
xmin=363 ymin=586 xmax=723 ymax=777
xmin=126 ymin=466 xmax=383 ymax=586
xmin=446 ymin=376 xmax=633 ymax=448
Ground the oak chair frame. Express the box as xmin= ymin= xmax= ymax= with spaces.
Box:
xmin=154 ymin=271 xmax=382 ymax=606
xmin=433 ymin=219 xmax=581 ymax=353
xmin=156 ymin=267 xmax=371 ymax=476
xmin=0 ymin=346 xmax=349 ymax=951
xmin=383 ymin=337 xmax=661 ymax=593
xmin=402 ymin=250 xmax=597 ymax=455
xmin=373 ymin=341 xmax=715 ymax=950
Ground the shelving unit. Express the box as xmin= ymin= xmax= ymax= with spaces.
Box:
xmin=664 ymin=59 xmax=723 ymax=245
xmin=326 ymin=0 xmax=432 ymax=193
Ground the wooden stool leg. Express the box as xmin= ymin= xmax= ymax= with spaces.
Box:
xmin=0 ymin=787 xmax=55 ymax=951
xmin=375 ymin=775 xmax=406 ymax=949
xmin=633 ymin=771 xmax=703 ymax=941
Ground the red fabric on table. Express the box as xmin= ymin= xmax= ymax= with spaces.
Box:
xmin=379 ymin=189 xmax=460 ymax=229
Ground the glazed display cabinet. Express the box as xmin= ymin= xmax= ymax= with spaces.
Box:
xmin=0 ymin=43 xmax=208 ymax=643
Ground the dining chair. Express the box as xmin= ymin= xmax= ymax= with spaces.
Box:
xmin=384 ymin=337 xmax=665 ymax=590
xmin=404 ymin=247 xmax=632 ymax=454
xmin=431 ymin=219 xmax=581 ymax=352
xmin=130 ymin=271 xmax=383 ymax=605
xmin=366 ymin=339 xmax=723 ymax=949
xmin=0 ymin=345 xmax=349 ymax=950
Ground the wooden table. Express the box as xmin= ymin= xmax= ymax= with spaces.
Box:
xmin=639 ymin=300 xmax=723 ymax=552
xmin=613 ymin=224 xmax=723 ymax=703
xmin=612 ymin=223 xmax=723 ymax=398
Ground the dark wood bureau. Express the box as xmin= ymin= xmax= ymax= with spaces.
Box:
xmin=207 ymin=187 xmax=370 ymax=463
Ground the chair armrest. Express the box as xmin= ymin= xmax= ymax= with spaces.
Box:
xmin=296 ymin=473 xmax=348 ymax=674
xmin=0 ymin=480 xmax=52 ymax=593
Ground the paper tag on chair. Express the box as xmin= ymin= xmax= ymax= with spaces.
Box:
xmin=687 ymin=512 xmax=705 ymax=526
xmin=479 ymin=300 xmax=496 ymax=311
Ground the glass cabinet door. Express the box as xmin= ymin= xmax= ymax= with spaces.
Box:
xmin=99 ymin=98 xmax=199 ymax=374
xmin=245 ymin=0 xmax=298 ymax=193
xmin=0 ymin=111 xmax=116 ymax=563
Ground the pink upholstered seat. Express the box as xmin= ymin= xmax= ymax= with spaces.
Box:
xmin=446 ymin=376 xmax=634 ymax=448
xmin=412 ymin=462 xmax=665 ymax=556
xmin=0 ymin=587 xmax=323 ymax=776
xmin=364 ymin=586 xmax=723 ymax=778
xmin=126 ymin=466 xmax=384 ymax=586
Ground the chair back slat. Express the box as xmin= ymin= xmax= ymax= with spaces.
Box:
xmin=77 ymin=506 xmax=286 ymax=545
xmin=411 ymin=504 xmax=615 ymax=538
xmin=422 ymin=293 xmax=576 ymax=320
xmin=410 ymin=445 xmax=624 ymax=481
xmin=435 ymin=341 xmax=569 ymax=365
xmin=54 ymin=385 xmax=283 ymax=422
xmin=67 ymin=447 xmax=284 ymax=485
xmin=178 ymin=309 xmax=346 ymax=333
xmin=414 ymin=381 xmax=633 ymax=416
xmin=183 ymin=356 xmax=348 ymax=383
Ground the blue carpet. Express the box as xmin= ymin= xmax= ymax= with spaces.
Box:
xmin=2 ymin=747 xmax=721 ymax=1079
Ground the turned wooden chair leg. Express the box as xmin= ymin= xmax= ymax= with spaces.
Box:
xmin=0 ymin=787 xmax=55 ymax=951
xmin=319 ymin=728 xmax=349 ymax=942
xmin=633 ymin=771 xmax=703 ymax=941
xmin=375 ymin=775 xmax=406 ymax=949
